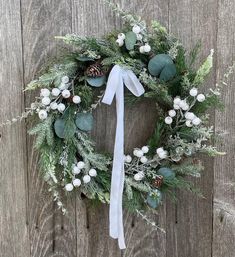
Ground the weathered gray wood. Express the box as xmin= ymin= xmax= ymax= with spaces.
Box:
xmin=166 ymin=1 xmax=218 ymax=257
xmin=21 ymin=1 xmax=77 ymax=256
xmin=213 ymin=0 xmax=235 ymax=256
xmin=0 ymin=1 xmax=30 ymax=257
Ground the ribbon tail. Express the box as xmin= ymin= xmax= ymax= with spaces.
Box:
xmin=102 ymin=65 xmax=145 ymax=249
xmin=109 ymin=80 xmax=126 ymax=249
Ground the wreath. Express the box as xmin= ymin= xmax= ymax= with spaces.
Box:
xmin=2 ymin=1 xmax=231 ymax=249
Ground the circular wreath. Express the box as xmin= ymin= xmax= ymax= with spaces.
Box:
xmin=14 ymin=3 xmax=226 ymax=226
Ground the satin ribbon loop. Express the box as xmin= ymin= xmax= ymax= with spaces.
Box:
xmin=102 ymin=64 xmax=145 ymax=250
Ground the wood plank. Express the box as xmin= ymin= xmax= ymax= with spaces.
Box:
xmin=167 ymin=1 xmax=218 ymax=257
xmin=213 ymin=0 xmax=235 ymax=256
xmin=0 ymin=0 xmax=30 ymax=257
xmin=72 ymin=1 xmax=169 ymax=256
xmin=21 ymin=1 xmax=77 ymax=256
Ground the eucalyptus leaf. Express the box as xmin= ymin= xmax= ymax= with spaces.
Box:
xmin=75 ymin=113 xmax=94 ymax=131
xmin=158 ymin=167 xmax=175 ymax=179
xmin=86 ymin=76 xmax=106 ymax=87
xmin=54 ymin=119 xmax=66 ymax=138
xmin=159 ymin=63 xmax=176 ymax=81
xmin=148 ymin=54 xmax=173 ymax=76
xmin=64 ymin=119 xmax=76 ymax=139
xmin=146 ymin=190 xmax=162 ymax=209
xmin=125 ymin=31 xmax=137 ymax=50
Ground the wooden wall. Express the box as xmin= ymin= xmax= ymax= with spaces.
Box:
xmin=0 ymin=0 xmax=234 ymax=256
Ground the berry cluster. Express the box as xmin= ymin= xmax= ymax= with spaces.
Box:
xmin=116 ymin=25 xmax=151 ymax=54
xmin=164 ymin=87 xmax=206 ymax=127
xmin=65 ymin=161 xmax=97 ymax=192
xmin=35 ymin=76 xmax=81 ymax=120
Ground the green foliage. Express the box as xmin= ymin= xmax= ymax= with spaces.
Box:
xmin=86 ymin=76 xmax=106 ymax=87
xmin=63 ymin=106 xmax=77 ymax=139
xmin=75 ymin=113 xmax=94 ymax=131
xmin=25 ymin=56 xmax=78 ymax=90
xmin=148 ymin=120 xmax=170 ymax=153
xmin=148 ymin=54 xmax=173 ymax=76
xmin=76 ymin=131 xmax=111 ymax=172
xmin=171 ymin=158 xmax=204 ymax=177
xmin=29 ymin=116 xmax=54 ymax=149
xmin=188 ymin=42 xmax=201 ymax=68
xmin=123 ymin=189 xmax=145 ymax=212
xmin=54 ymin=119 xmax=66 ymax=138
xmin=193 ymin=49 xmax=214 ymax=86
xmin=125 ymin=31 xmax=137 ymax=50
xmin=192 ymin=93 xmax=224 ymax=113
xmin=75 ymin=85 xmax=93 ymax=110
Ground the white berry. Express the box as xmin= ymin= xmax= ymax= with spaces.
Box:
xmin=73 ymin=95 xmax=81 ymax=104
xmin=158 ymin=150 xmax=168 ymax=159
xmin=132 ymin=25 xmax=141 ymax=34
xmin=185 ymin=120 xmax=193 ymax=127
xmin=118 ymin=33 xmax=125 ymax=40
xmin=181 ymin=103 xmax=189 ymax=111
xmin=133 ymin=149 xmax=139 ymax=156
xmin=141 ymin=146 xmax=149 ymax=154
xmin=136 ymin=34 xmax=143 ymax=41
xmin=197 ymin=94 xmax=206 ymax=102
xmin=168 ymin=109 xmax=176 ymax=117
xmin=52 ymin=88 xmax=61 ymax=97
xmin=40 ymin=88 xmax=50 ymax=97
xmin=192 ymin=117 xmax=201 ymax=126
xmin=50 ymin=102 xmax=58 ymax=110
xmin=156 ymin=147 xmax=164 ymax=154
xmin=139 ymin=46 xmax=145 ymax=53
xmin=72 ymin=166 xmax=81 ymax=175
xmin=61 ymin=76 xmax=69 ymax=84
xmin=65 ymin=183 xmax=74 ymax=192
xmin=41 ymin=97 xmax=51 ymax=106
xmin=77 ymin=161 xmax=85 ymax=169
xmin=143 ymin=44 xmax=151 ymax=53
xmin=62 ymin=89 xmax=71 ymax=98
xmin=140 ymin=156 xmax=148 ymax=164
xmin=73 ymin=179 xmax=81 ymax=187
xmin=83 ymin=175 xmax=91 ymax=184
xmin=38 ymin=110 xmax=48 ymax=120
xmin=165 ymin=116 xmax=173 ymax=124
xmin=134 ymin=173 xmax=143 ymax=181
xmin=173 ymin=97 xmax=181 ymax=105
xmin=179 ymin=100 xmax=187 ymax=109
xmin=185 ymin=112 xmax=195 ymax=120
xmin=173 ymin=104 xmax=180 ymax=110
xmin=189 ymin=87 xmax=198 ymax=97
xmin=136 ymin=150 xmax=144 ymax=158
xmin=57 ymin=103 xmax=66 ymax=112
xmin=89 ymin=168 xmax=97 ymax=177
xmin=125 ymin=155 xmax=132 ymax=163
xmin=116 ymin=38 xmax=124 ymax=47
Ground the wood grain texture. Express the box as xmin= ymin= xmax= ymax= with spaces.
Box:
xmin=213 ymin=0 xmax=235 ymax=256
xmin=0 ymin=1 xmax=30 ymax=257
xmin=166 ymin=1 xmax=218 ymax=257
xmin=21 ymin=1 xmax=76 ymax=257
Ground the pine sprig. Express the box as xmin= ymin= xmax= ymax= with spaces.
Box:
xmin=29 ymin=116 xmax=54 ymax=149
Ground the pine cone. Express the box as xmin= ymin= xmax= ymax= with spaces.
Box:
xmin=85 ymin=63 xmax=105 ymax=77
xmin=153 ymin=175 xmax=164 ymax=188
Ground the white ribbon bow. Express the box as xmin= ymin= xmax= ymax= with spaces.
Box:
xmin=102 ymin=65 xmax=145 ymax=249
